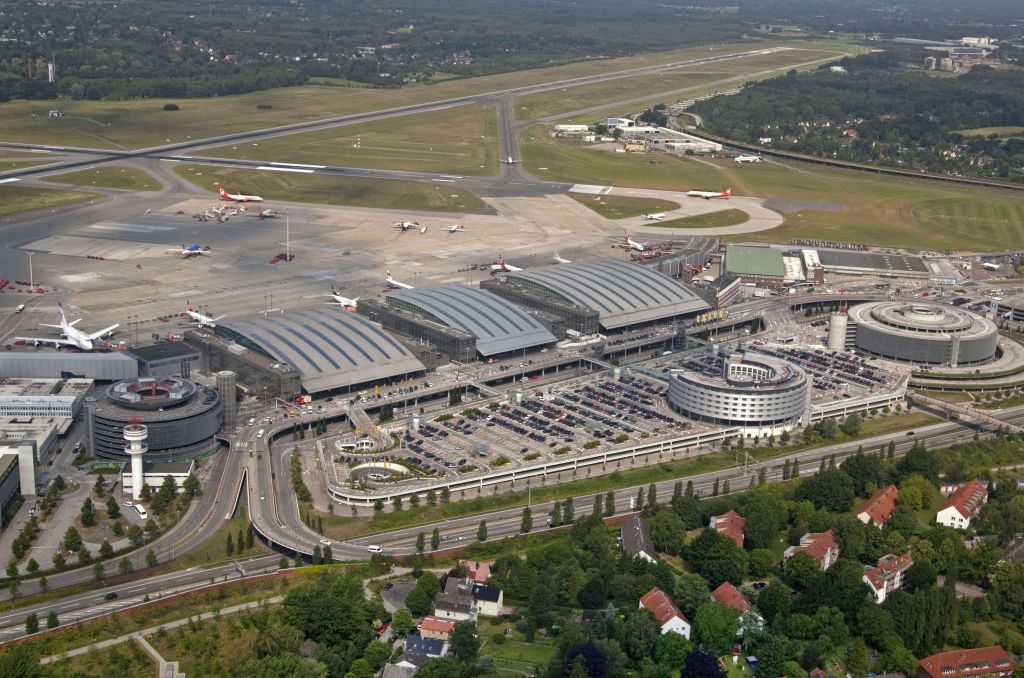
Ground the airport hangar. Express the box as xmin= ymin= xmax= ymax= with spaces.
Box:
xmin=480 ymin=258 xmax=710 ymax=335
xmin=188 ymin=308 xmax=427 ymax=398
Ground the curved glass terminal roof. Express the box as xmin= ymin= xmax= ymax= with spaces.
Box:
xmin=507 ymin=259 xmax=709 ymax=329
xmin=387 ymin=284 xmax=556 ymax=356
xmin=219 ymin=309 xmax=424 ymax=393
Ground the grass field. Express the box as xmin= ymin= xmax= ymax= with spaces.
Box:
xmin=0 ymin=158 xmax=54 ymax=171
xmin=568 ymin=192 xmax=680 ymax=219
xmin=44 ymin=165 xmax=160 ymax=191
xmin=523 ymin=128 xmax=1024 ymax=250
xmin=650 ymin=208 xmax=749 ymax=228
xmin=174 ymin=165 xmax=486 ymax=212
xmin=173 ymin=506 xmax=268 ymax=570
xmin=204 ymin=103 xmax=499 ymax=175
xmin=516 ymin=71 xmax=724 ymax=120
xmin=49 ymin=641 xmax=156 ymax=678
xmin=513 ymin=46 xmax=854 ymax=121
xmin=0 ymin=185 xmax=94 ymax=218
xmin=958 ymin=126 xmax=1024 ymax=138
xmin=0 ymin=41 xmax=802 ymax=150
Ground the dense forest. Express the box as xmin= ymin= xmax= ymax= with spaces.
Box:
xmin=692 ymin=47 xmax=1024 ymax=182
xmin=0 ymin=0 xmax=748 ymax=102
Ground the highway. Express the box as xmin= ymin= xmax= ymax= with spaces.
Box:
xmin=0 ymin=403 xmax=1005 ymax=641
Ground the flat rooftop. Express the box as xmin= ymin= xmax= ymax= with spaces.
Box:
xmin=816 ymin=249 xmax=929 ymax=274
xmin=725 ymin=245 xmax=785 ymax=278
xmin=128 ymin=342 xmax=199 ymax=362
xmin=0 ymin=378 xmax=92 ymax=399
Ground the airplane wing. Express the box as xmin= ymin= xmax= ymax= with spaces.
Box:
xmin=15 ymin=336 xmax=78 ymax=348
xmin=87 ymin=324 xmax=119 ymax=341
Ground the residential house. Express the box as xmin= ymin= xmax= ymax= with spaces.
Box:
xmin=471 ymin=583 xmax=504 ymax=617
xmin=863 ymin=552 xmax=914 ymax=604
xmin=433 ymin=577 xmax=476 ymax=621
xmin=459 ymin=560 xmax=490 ymax=584
xmin=784 ymin=530 xmax=840 ymax=571
xmin=418 ymin=615 xmax=456 ymax=641
xmin=710 ymin=509 xmax=745 ymax=549
xmin=917 ymin=646 xmax=1014 ymax=678
xmin=856 ymin=484 xmax=899 ymax=528
xmin=639 ymin=587 xmax=691 ymax=639
xmin=936 ymin=480 xmax=988 ymax=529
xmin=710 ymin=582 xmax=750 ymax=613
xmin=621 ymin=514 xmax=657 ymax=562
xmin=401 ymin=634 xmax=447 ymax=667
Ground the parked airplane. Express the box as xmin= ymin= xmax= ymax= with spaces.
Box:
xmin=447 ymin=224 xmax=466 ymax=233
xmin=16 ymin=304 xmax=118 ymax=351
xmin=734 ymin=155 xmax=763 ymax=164
xmin=553 ymin=252 xmax=572 ymax=264
xmin=326 ymin=286 xmax=359 ymax=310
xmin=219 ymin=187 xmax=263 ymax=202
xmin=393 ymin=221 xmax=421 ymax=232
xmin=642 ymin=213 xmax=666 ymax=221
xmin=184 ymin=300 xmax=224 ymax=328
xmin=504 ymin=157 xmax=520 ymax=165
xmin=490 ymin=257 xmax=522 ymax=272
xmin=257 ymin=209 xmax=278 ymax=219
xmin=687 ymin=188 xmax=731 ymax=200
xmin=624 ymin=233 xmax=648 ymax=252
xmin=165 ymin=244 xmax=211 ymax=258
xmin=385 ymin=270 xmax=414 ymax=290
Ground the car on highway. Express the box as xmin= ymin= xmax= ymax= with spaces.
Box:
xmin=906 ymin=431 xmax=915 ymax=436
xmin=104 ymin=592 xmax=118 ymax=600
xmin=319 ymin=538 xmax=331 ymax=546
xmin=367 ymin=544 xmax=383 ymax=553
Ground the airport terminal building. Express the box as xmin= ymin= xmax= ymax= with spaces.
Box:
xmin=196 ymin=309 xmax=426 ymax=397
xmin=484 ymin=259 xmax=709 ymax=333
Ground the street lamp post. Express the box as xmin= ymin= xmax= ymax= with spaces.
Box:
xmin=26 ymin=251 xmax=33 ymax=288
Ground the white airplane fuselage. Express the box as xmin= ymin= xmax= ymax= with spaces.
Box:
xmin=16 ymin=306 xmax=118 ymax=351
xmin=219 ymin=188 xmax=263 ymax=202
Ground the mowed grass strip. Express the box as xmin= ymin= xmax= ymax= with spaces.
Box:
xmin=0 ymin=41 xmax=792 ymax=150
xmin=523 ymin=129 xmax=1024 ymax=250
xmin=568 ymin=192 xmax=680 ymax=219
xmin=174 ymin=165 xmax=486 ymax=212
xmin=648 ymin=208 xmax=749 ymax=228
xmin=0 ymin=185 xmax=94 ymax=218
xmin=205 ymin=103 xmax=499 ymax=176
xmin=44 ymin=165 xmax=160 ymax=191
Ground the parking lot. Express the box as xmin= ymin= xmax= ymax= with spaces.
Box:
xmin=323 ymin=370 xmax=709 ymax=489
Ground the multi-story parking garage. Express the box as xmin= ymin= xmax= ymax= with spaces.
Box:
xmin=845 ymin=302 xmax=998 ymax=366
xmin=86 ymin=377 xmax=222 ymax=462
xmin=667 ymin=350 xmax=810 ymax=437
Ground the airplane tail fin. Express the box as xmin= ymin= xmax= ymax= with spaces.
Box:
xmin=725 ymin=188 xmax=731 ymax=196
xmin=187 ymin=299 xmax=193 ymax=312
xmin=58 ymin=303 xmax=68 ymax=326
xmin=219 ymin=188 xmax=229 ymax=198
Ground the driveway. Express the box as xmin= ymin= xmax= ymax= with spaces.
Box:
xmin=381 ymin=581 xmax=415 ymax=613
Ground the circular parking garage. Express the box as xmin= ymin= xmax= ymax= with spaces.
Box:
xmin=847 ymin=301 xmax=998 ymax=366
xmin=667 ymin=350 xmax=809 ymax=437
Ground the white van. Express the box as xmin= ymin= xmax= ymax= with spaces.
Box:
xmin=247 ymin=417 xmax=257 ymax=426
xmin=367 ymin=544 xmax=383 ymax=554
xmin=256 ymin=429 xmax=265 ymax=439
